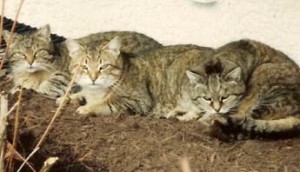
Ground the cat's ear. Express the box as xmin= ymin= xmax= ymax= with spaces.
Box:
xmin=35 ymin=24 xmax=51 ymax=41
xmin=2 ymin=30 xmax=22 ymax=45
xmin=186 ymin=70 xmax=205 ymax=84
xmin=2 ymin=30 xmax=12 ymax=43
xmin=65 ymin=39 xmax=82 ymax=58
xmin=225 ymin=67 xmax=242 ymax=81
xmin=103 ymin=36 xmax=121 ymax=57
xmin=2 ymin=30 xmax=11 ymax=42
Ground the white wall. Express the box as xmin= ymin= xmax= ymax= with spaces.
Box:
xmin=5 ymin=0 xmax=300 ymax=64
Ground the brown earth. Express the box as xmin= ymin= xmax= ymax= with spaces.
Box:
xmin=1 ymin=77 xmax=300 ymax=172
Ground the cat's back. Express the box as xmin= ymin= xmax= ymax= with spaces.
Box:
xmin=126 ymin=44 xmax=215 ymax=113
xmin=133 ymin=44 xmax=214 ymax=67
xmin=214 ymin=39 xmax=300 ymax=78
xmin=216 ymin=39 xmax=298 ymax=66
xmin=76 ymin=31 xmax=162 ymax=54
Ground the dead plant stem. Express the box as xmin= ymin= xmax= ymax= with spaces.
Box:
xmin=0 ymin=92 xmax=8 ymax=172
xmin=0 ymin=0 xmax=5 ymax=49
xmin=0 ymin=0 xmax=24 ymax=70
xmin=8 ymin=87 xmax=23 ymax=172
xmin=17 ymin=56 xmax=84 ymax=172
xmin=39 ymin=157 xmax=58 ymax=172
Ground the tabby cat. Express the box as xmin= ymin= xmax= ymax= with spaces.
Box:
xmin=4 ymin=25 xmax=70 ymax=98
xmin=170 ymin=39 xmax=300 ymax=134
xmin=60 ymin=36 xmax=214 ymax=116
xmin=164 ymin=60 xmax=244 ymax=122
xmin=4 ymin=28 xmax=162 ymax=98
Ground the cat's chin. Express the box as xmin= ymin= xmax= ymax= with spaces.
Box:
xmin=87 ymin=84 xmax=103 ymax=89
xmin=26 ymin=67 xmax=40 ymax=73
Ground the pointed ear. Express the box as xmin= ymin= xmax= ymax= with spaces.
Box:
xmin=225 ymin=67 xmax=242 ymax=81
xmin=2 ymin=30 xmax=22 ymax=45
xmin=65 ymin=39 xmax=82 ymax=58
xmin=186 ymin=70 xmax=205 ymax=84
xmin=103 ymin=36 xmax=121 ymax=57
xmin=35 ymin=24 xmax=51 ymax=41
xmin=2 ymin=30 xmax=11 ymax=42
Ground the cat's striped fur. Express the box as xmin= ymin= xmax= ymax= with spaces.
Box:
xmin=193 ymin=40 xmax=300 ymax=134
xmin=5 ymin=28 xmax=162 ymax=99
xmin=4 ymin=25 xmax=70 ymax=98
xmin=77 ymin=31 xmax=162 ymax=55
xmin=62 ymin=36 xmax=214 ymax=116
xmin=164 ymin=60 xmax=245 ymax=122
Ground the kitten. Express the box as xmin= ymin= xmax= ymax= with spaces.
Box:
xmin=60 ymin=36 xmax=214 ymax=116
xmin=3 ymin=25 xmax=70 ymax=98
xmin=173 ymin=39 xmax=300 ymax=135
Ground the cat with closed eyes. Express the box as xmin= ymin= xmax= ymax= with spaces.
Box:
xmin=4 ymin=27 xmax=162 ymax=99
xmin=164 ymin=60 xmax=244 ymax=122
xmin=59 ymin=36 xmax=214 ymax=116
xmin=168 ymin=39 xmax=300 ymax=135
xmin=3 ymin=25 xmax=71 ymax=98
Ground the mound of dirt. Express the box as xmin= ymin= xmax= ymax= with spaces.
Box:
xmin=1 ymin=78 xmax=300 ymax=172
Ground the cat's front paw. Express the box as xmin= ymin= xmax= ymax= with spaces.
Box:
xmin=176 ymin=112 xmax=199 ymax=121
xmin=10 ymin=86 xmax=20 ymax=95
xmin=228 ymin=113 xmax=247 ymax=125
xmin=161 ymin=110 xmax=179 ymax=119
xmin=56 ymin=96 xmax=70 ymax=105
xmin=199 ymin=113 xmax=228 ymax=126
xmin=76 ymin=106 xmax=93 ymax=116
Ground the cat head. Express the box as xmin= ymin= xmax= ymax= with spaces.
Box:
xmin=66 ymin=36 xmax=123 ymax=89
xmin=185 ymin=67 xmax=245 ymax=115
xmin=3 ymin=25 xmax=55 ymax=73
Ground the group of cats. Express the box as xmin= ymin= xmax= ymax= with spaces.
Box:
xmin=3 ymin=24 xmax=300 ymax=138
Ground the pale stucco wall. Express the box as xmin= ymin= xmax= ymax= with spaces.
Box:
xmin=5 ymin=0 xmax=300 ymax=64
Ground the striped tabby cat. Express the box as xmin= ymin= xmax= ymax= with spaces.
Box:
xmin=164 ymin=60 xmax=244 ymax=122
xmin=61 ymin=36 xmax=214 ymax=116
xmin=4 ymin=25 xmax=70 ymax=98
xmin=173 ymin=40 xmax=300 ymax=135
xmin=4 ymin=28 xmax=161 ymax=99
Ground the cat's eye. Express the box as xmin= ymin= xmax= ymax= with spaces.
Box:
xmin=82 ymin=65 xmax=88 ymax=70
xmin=203 ymin=97 xmax=212 ymax=101
xmin=35 ymin=50 xmax=48 ymax=56
xmin=220 ymin=95 xmax=230 ymax=101
xmin=99 ymin=64 xmax=109 ymax=71
xmin=13 ymin=52 xmax=26 ymax=58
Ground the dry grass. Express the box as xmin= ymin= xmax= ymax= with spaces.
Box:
xmin=0 ymin=0 xmax=71 ymax=171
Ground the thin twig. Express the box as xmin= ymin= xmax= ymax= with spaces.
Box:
xmin=17 ymin=55 xmax=84 ymax=172
xmin=6 ymin=142 xmax=36 ymax=172
xmin=179 ymin=156 xmax=192 ymax=172
xmin=4 ymin=101 xmax=18 ymax=117
xmin=35 ymin=62 xmax=83 ymax=147
xmin=39 ymin=157 xmax=58 ymax=172
xmin=16 ymin=147 xmax=39 ymax=172
xmin=0 ymin=0 xmax=25 ymax=70
xmin=0 ymin=0 xmax=5 ymax=47
xmin=8 ymin=87 xmax=23 ymax=172
xmin=0 ymin=91 xmax=8 ymax=172
xmin=0 ymin=0 xmax=6 ymax=80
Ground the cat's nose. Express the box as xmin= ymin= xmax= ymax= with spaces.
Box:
xmin=91 ymin=78 xmax=97 ymax=84
xmin=89 ymin=72 xmax=99 ymax=83
xmin=215 ymin=108 xmax=220 ymax=112
xmin=212 ymin=101 xmax=221 ymax=112
xmin=26 ymin=56 xmax=35 ymax=65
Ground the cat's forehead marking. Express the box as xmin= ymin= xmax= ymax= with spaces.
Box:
xmin=84 ymin=47 xmax=102 ymax=62
xmin=208 ymin=74 xmax=221 ymax=93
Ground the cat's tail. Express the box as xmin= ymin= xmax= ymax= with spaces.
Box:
xmin=236 ymin=116 xmax=300 ymax=134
